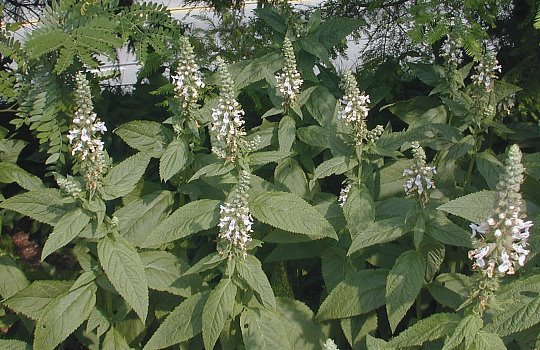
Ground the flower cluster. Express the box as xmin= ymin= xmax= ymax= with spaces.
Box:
xmin=217 ymin=171 xmax=253 ymax=258
xmin=440 ymin=34 xmax=463 ymax=68
xmin=468 ymin=145 xmax=533 ymax=277
xmin=172 ymin=37 xmax=204 ymax=115
xmin=68 ymin=72 xmax=107 ymax=191
xmin=210 ymin=57 xmax=247 ymax=162
xmin=56 ymin=174 xmax=82 ymax=198
xmin=338 ymin=183 xmax=352 ymax=208
xmin=322 ymin=339 xmax=339 ymax=350
xmin=403 ymin=141 xmax=436 ymax=206
xmin=471 ymin=52 xmax=502 ymax=92
xmin=337 ymin=70 xmax=381 ymax=145
xmin=275 ymin=37 xmax=303 ymax=107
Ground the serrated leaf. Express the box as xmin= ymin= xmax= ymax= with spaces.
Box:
xmin=348 ymin=217 xmax=409 ymax=255
xmin=202 ymin=278 xmax=237 ymax=350
xmin=472 ymin=332 xmax=507 ymax=350
xmin=315 ymin=17 xmax=364 ymax=49
xmin=236 ymin=255 xmax=276 ymax=310
xmin=476 ymin=152 xmax=503 ymax=189
xmin=250 ymin=191 xmax=337 ymax=240
xmin=389 ymin=313 xmax=460 ymax=347
xmin=343 ymin=184 xmax=375 ymax=238
xmin=305 ymin=86 xmax=337 ymax=126
xmin=159 ymin=139 xmax=189 ymax=182
xmin=484 ymin=295 xmax=540 ymax=336
xmin=0 ymin=162 xmax=43 ymax=190
xmin=41 ymin=208 xmax=91 ymax=260
xmin=140 ymin=251 xmax=183 ymax=292
xmin=366 ymin=335 xmax=394 ymax=350
xmin=0 ymin=340 xmax=32 ymax=350
xmin=278 ymin=115 xmax=296 ymax=153
xmin=275 ymin=297 xmax=326 ymax=349
xmin=5 ymin=280 xmax=72 ymax=320
xmin=250 ymin=151 xmax=291 ymax=166
xmin=428 ymin=273 xmax=471 ymax=310
xmin=189 ymin=163 xmax=235 ymax=182
xmin=103 ymin=327 xmax=131 ymax=350
xmin=115 ymin=120 xmax=174 ymax=157
xmin=0 ymin=189 xmax=69 ymax=225
xmin=241 ymin=308 xmax=293 ymax=350
xmin=317 ymin=270 xmax=387 ymax=321
xmin=313 ymin=156 xmax=357 ymax=181
xmin=427 ymin=217 xmax=473 ymax=248
xmin=0 ymin=254 xmax=29 ymax=299
xmin=98 ymin=233 xmax=148 ymax=323
xmin=442 ymin=314 xmax=483 ymax=350
xmin=140 ymin=199 xmax=221 ymax=247
xmin=114 ymin=191 xmax=173 ymax=246
xmin=274 ymin=158 xmax=308 ymax=198
xmin=101 ymin=153 xmax=151 ymax=200
xmin=143 ymin=291 xmax=209 ymax=350
xmin=437 ymin=191 xmax=497 ymax=224
xmin=34 ymin=279 xmax=96 ymax=350
xmin=386 ymin=250 xmax=426 ymax=332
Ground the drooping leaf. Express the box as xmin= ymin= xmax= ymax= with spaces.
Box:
xmin=315 ymin=17 xmax=365 ymax=49
xmin=386 ymin=250 xmax=426 ymax=332
xmin=236 ymin=255 xmax=276 ymax=310
xmin=5 ymin=280 xmax=72 ymax=320
xmin=250 ymin=191 xmax=337 ymax=240
xmin=202 ymin=278 xmax=237 ymax=350
xmin=428 ymin=273 xmax=471 ymax=310
xmin=98 ymin=232 xmax=148 ymax=323
xmin=437 ymin=191 xmax=497 ymax=224
xmin=274 ymin=158 xmax=308 ymax=198
xmin=103 ymin=327 xmax=131 ymax=350
xmin=143 ymin=291 xmax=210 ymax=350
xmin=313 ymin=156 xmax=357 ymax=181
xmin=343 ymin=184 xmax=375 ymax=238
xmin=317 ymin=270 xmax=387 ymax=321
xmin=0 ymin=254 xmax=29 ymax=299
xmin=159 ymin=139 xmax=189 ymax=182
xmin=241 ymin=308 xmax=293 ymax=350
xmin=442 ymin=314 xmax=483 ymax=350
xmin=140 ymin=199 xmax=221 ymax=247
xmin=189 ymin=162 xmax=235 ymax=182
xmin=114 ymin=190 xmax=173 ymax=247
xmin=0 ymin=162 xmax=43 ymax=190
xmin=34 ymin=279 xmax=96 ymax=350
xmin=0 ymin=188 xmax=69 ymax=225
xmin=427 ymin=217 xmax=473 ymax=248
xmin=341 ymin=312 xmax=378 ymax=349
xmin=278 ymin=115 xmax=296 ymax=153
xmin=100 ymin=152 xmax=151 ymax=200
xmin=115 ymin=120 xmax=174 ymax=157
xmin=348 ymin=218 xmax=410 ymax=255
xmin=484 ymin=295 xmax=540 ymax=336
xmin=140 ymin=251 xmax=188 ymax=295
xmin=41 ymin=208 xmax=91 ymax=260
xmin=0 ymin=340 xmax=32 ymax=350
xmin=389 ymin=313 xmax=460 ymax=347
xmin=471 ymin=332 xmax=507 ymax=350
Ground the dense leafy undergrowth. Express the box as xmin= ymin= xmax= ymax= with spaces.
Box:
xmin=1 ymin=0 xmax=540 ymax=349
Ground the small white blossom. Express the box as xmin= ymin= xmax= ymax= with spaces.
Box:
xmin=440 ymin=34 xmax=463 ymax=68
xmin=471 ymin=51 xmax=502 ymax=92
xmin=275 ymin=37 xmax=303 ymax=107
xmin=338 ymin=183 xmax=352 ymax=207
xmin=218 ymin=171 xmax=253 ymax=258
xmin=172 ymin=36 xmax=204 ymax=115
xmin=56 ymin=174 xmax=82 ymax=197
xmin=322 ymin=338 xmax=339 ymax=350
xmin=403 ymin=142 xmax=436 ymax=206
xmin=469 ymin=145 xmax=534 ymax=277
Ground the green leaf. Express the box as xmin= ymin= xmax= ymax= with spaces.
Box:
xmin=159 ymin=139 xmax=189 ymax=182
xmin=341 ymin=312 xmax=378 ymax=349
xmin=236 ymin=255 xmax=276 ymax=310
xmin=189 ymin=162 xmax=235 ymax=182
xmin=5 ymin=280 xmax=72 ymax=320
xmin=140 ymin=251 xmax=185 ymax=294
xmin=98 ymin=233 xmax=148 ymax=323
xmin=305 ymin=86 xmax=337 ymax=126
xmin=375 ymin=160 xmax=413 ymax=200
xmin=366 ymin=335 xmax=394 ymax=350
xmin=0 ymin=254 xmax=29 ymax=299
xmin=41 ymin=208 xmax=92 ymax=260
xmin=428 ymin=273 xmax=471 ymax=310
xmin=348 ymin=218 xmax=410 ymax=255
xmin=202 ymin=278 xmax=237 ymax=350
xmin=313 ymin=156 xmax=357 ymax=181
xmin=317 ymin=270 xmax=387 ymax=321
xmin=234 ymin=52 xmax=282 ymax=91
xmin=275 ymin=297 xmax=326 ymax=349
xmin=140 ymin=199 xmax=221 ymax=247
xmin=241 ymin=308 xmax=293 ymax=350
xmin=472 ymin=332 xmax=507 ymax=350
xmin=427 ymin=217 xmax=473 ymax=248
xmin=34 ymin=278 xmax=96 ymax=350
xmin=442 ymin=135 xmax=475 ymax=162
xmin=250 ymin=191 xmax=337 ymax=240
xmin=442 ymin=314 xmax=483 ymax=350
xmin=0 ymin=162 xmax=43 ymax=190
xmin=523 ymin=153 xmax=540 ymax=181
xmin=476 ymin=151 xmax=503 ymax=190
xmin=101 ymin=153 xmax=151 ymax=200
xmin=0 ymin=340 xmax=32 ymax=350
xmin=254 ymin=7 xmax=286 ymax=33
xmin=114 ymin=191 xmax=173 ymax=247
xmin=386 ymin=250 xmax=426 ymax=332
xmin=322 ymin=247 xmax=355 ymax=292
xmin=437 ymin=191 xmax=497 ymax=224
xmin=249 ymin=151 xmax=291 ymax=166
xmin=143 ymin=291 xmax=210 ymax=350
xmin=103 ymin=327 xmax=131 ymax=350
xmin=115 ymin=120 xmax=174 ymax=157
xmin=0 ymin=189 xmax=69 ymax=225
xmin=484 ymin=295 xmax=540 ymax=336
xmin=278 ymin=115 xmax=296 ymax=153
xmin=274 ymin=159 xmax=308 ymax=198
xmin=389 ymin=313 xmax=460 ymax=347
xmin=343 ymin=184 xmax=375 ymax=238
xmin=315 ymin=18 xmax=365 ymax=49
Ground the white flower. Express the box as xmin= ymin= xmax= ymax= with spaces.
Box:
xmin=322 ymin=339 xmax=339 ymax=350
xmin=403 ymin=142 xmax=436 ymax=206
xmin=172 ymin=36 xmax=205 ymax=114
xmin=275 ymin=37 xmax=303 ymax=107
xmin=471 ymin=51 xmax=501 ymax=92
xmin=440 ymin=34 xmax=463 ymax=68
xmin=338 ymin=183 xmax=352 ymax=207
